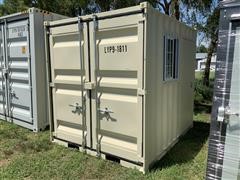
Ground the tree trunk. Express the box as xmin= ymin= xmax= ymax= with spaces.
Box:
xmin=158 ymin=0 xmax=171 ymax=15
xmin=173 ymin=0 xmax=180 ymax=20
xmin=203 ymin=39 xmax=217 ymax=86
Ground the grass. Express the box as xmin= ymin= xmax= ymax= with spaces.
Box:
xmin=0 ymin=72 xmax=211 ymax=179
xmin=0 ymin=112 xmax=210 ymax=179
xmin=195 ymin=71 xmax=215 ymax=80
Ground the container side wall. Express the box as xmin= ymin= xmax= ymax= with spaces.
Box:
xmin=30 ymin=10 xmax=67 ymax=131
xmin=144 ymin=7 xmax=196 ymax=169
xmin=29 ymin=12 xmax=48 ymax=131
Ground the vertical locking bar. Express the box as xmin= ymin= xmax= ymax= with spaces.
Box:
xmin=44 ymin=22 xmax=54 ymax=141
xmin=3 ymin=19 xmax=10 ymax=120
xmin=1 ymin=24 xmax=7 ymax=118
xmin=92 ymin=14 xmax=101 ymax=157
xmin=26 ymin=19 xmax=34 ymax=124
xmin=78 ymin=16 xmax=86 ymax=150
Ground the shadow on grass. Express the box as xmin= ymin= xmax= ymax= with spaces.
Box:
xmin=194 ymin=103 xmax=212 ymax=114
xmin=151 ymin=121 xmax=210 ymax=171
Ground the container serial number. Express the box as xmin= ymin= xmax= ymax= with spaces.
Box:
xmin=11 ymin=26 xmax=26 ymax=37
xmin=104 ymin=45 xmax=128 ymax=54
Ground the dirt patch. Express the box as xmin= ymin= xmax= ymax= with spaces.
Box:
xmin=0 ymin=159 xmax=10 ymax=167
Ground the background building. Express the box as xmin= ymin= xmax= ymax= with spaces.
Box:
xmin=195 ymin=53 xmax=216 ymax=71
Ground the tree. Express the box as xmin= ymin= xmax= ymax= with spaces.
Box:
xmin=0 ymin=0 xmax=92 ymax=17
xmin=146 ymin=0 xmax=212 ymax=21
xmin=0 ymin=0 xmax=218 ymax=87
xmin=94 ymin=0 xmax=137 ymax=12
xmin=197 ymin=45 xmax=208 ymax=53
xmin=200 ymin=8 xmax=220 ymax=86
xmin=0 ymin=0 xmax=29 ymax=15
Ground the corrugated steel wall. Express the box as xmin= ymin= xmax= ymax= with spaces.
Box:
xmin=46 ymin=2 xmax=196 ymax=172
xmin=144 ymin=5 xmax=195 ymax=170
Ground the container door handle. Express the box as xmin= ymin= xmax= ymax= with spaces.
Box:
xmin=98 ymin=108 xmax=113 ymax=114
xmin=225 ymin=108 xmax=239 ymax=117
xmin=69 ymin=103 xmax=83 ymax=114
xmin=10 ymin=90 xmax=17 ymax=99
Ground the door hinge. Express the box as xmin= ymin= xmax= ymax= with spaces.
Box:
xmin=53 ymin=132 xmax=57 ymax=137
xmin=78 ymin=17 xmax=83 ymax=31
xmin=84 ymin=82 xmax=95 ymax=90
xmin=96 ymin=142 xmax=101 ymax=157
xmin=49 ymin=82 xmax=55 ymax=88
xmin=137 ymin=89 xmax=146 ymax=96
xmin=2 ymin=68 xmax=8 ymax=77
xmin=2 ymin=68 xmax=8 ymax=74
xmin=93 ymin=15 xmax=98 ymax=30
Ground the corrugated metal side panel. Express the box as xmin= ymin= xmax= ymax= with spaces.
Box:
xmin=206 ymin=6 xmax=240 ymax=179
xmin=28 ymin=11 xmax=47 ymax=131
xmin=144 ymin=6 xmax=195 ymax=170
xmin=29 ymin=10 xmax=67 ymax=131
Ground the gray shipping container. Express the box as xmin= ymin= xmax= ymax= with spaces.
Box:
xmin=0 ymin=8 xmax=66 ymax=131
xmin=45 ymin=2 xmax=196 ymax=172
xmin=206 ymin=1 xmax=240 ymax=179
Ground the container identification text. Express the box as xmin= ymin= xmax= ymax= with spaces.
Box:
xmin=11 ymin=25 xmax=26 ymax=37
xmin=104 ymin=45 xmax=128 ymax=54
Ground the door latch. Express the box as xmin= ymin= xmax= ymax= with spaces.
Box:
xmin=98 ymin=108 xmax=113 ymax=114
xmin=10 ymin=91 xmax=17 ymax=99
xmin=137 ymin=88 xmax=146 ymax=96
xmin=225 ymin=106 xmax=239 ymax=117
xmin=2 ymin=68 xmax=8 ymax=77
xmin=217 ymin=106 xmax=239 ymax=122
xmin=69 ymin=103 xmax=83 ymax=115
xmin=84 ymin=82 xmax=95 ymax=90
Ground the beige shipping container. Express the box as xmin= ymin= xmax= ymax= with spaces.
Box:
xmin=45 ymin=2 xmax=196 ymax=172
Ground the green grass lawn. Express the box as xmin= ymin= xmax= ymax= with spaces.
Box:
xmin=195 ymin=71 xmax=215 ymax=81
xmin=0 ymin=111 xmax=210 ymax=180
xmin=0 ymin=72 xmax=211 ymax=179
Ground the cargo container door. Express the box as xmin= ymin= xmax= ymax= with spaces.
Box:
xmin=49 ymin=22 xmax=90 ymax=147
xmin=90 ymin=14 xmax=145 ymax=162
xmin=7 ymin=20 xmax=33 ymax=123
xmin=0 ymin=24 xmax=7 ymax=118
xmin=221 ymin=22 xmax=240 ymax=180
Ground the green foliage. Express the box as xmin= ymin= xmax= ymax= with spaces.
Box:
xmin=197 ymin=45 xmax=208 ymax=53
xmin=0 ymin=0 xmax=92 ymax=17
xmin=199 ymin=8 xmax=220 ymax=40
xmin=0 ymin=0 xmax=216 ymax=18
xmin=194 ymin=79 xmax=213 ymax=104
xmin=0 ymin=0 xmax=28 ymax=15
xmin=194 ymin=72 xmax=214 ymax=105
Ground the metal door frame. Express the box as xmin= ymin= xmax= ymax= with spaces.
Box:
xmin=78 ymin=17 xmax=87 ymax=149
xmin=0 ymin=22 xmax=7 ymax=119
